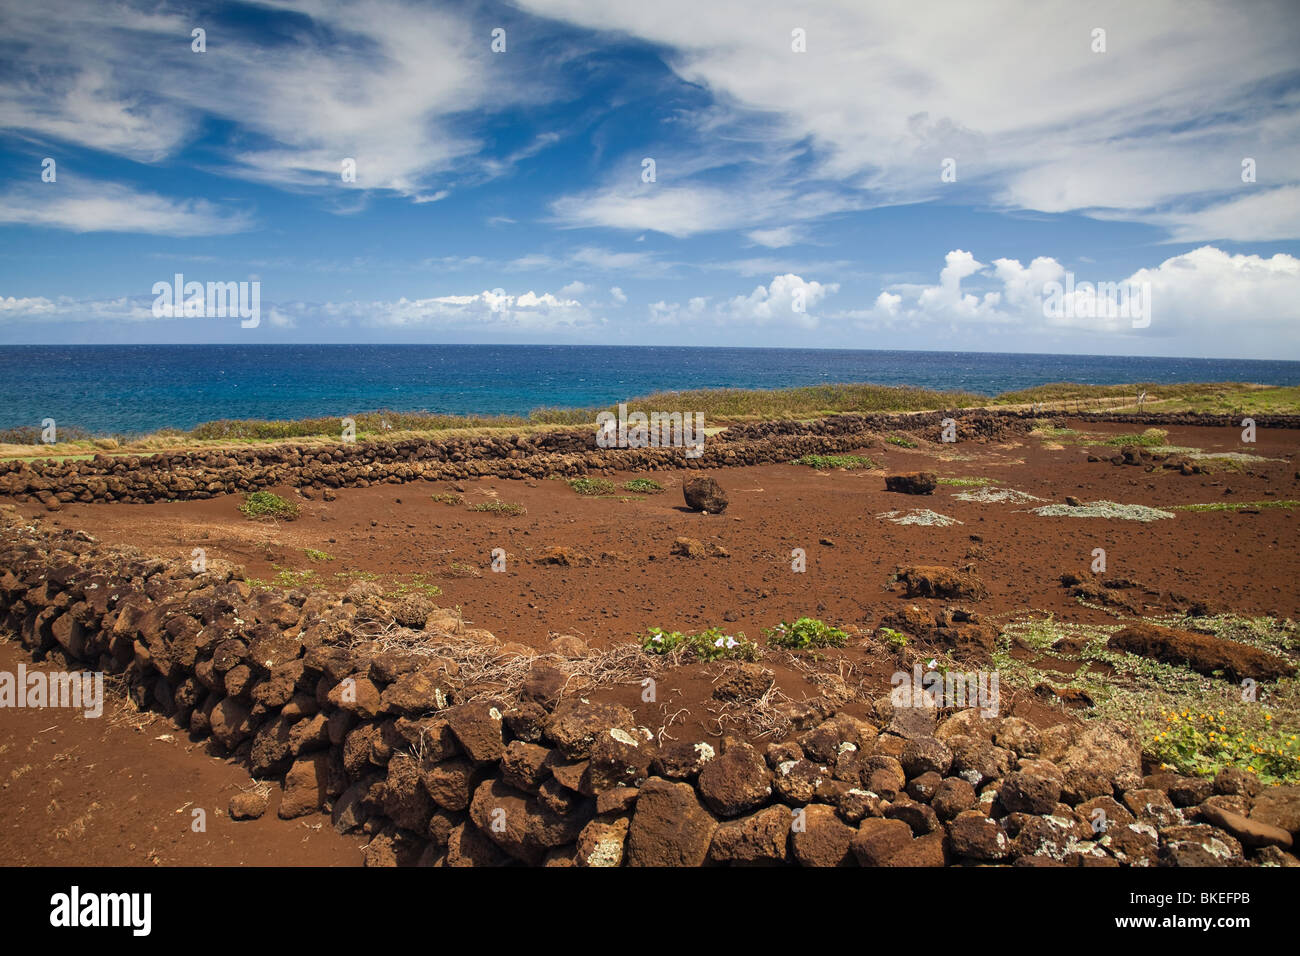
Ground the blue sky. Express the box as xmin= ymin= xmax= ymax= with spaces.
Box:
xmin=1 ymin=0 xmax=1299 ymax=357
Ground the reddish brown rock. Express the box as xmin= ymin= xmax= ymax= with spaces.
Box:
xmin=625 ymin=778 xmax=717 ymax=867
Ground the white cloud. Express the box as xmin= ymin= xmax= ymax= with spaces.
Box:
xmin=746 ymin=226 xmax=802 ymax=248
xmin=843 ymin=246 xmax=1300 ymax=354
xmin=309 ymin=288 xmax=598 ymax=331
xmin=609 ymin=286 xmax=627 ymax=304
xmin=651 ymin=274 xmax=839 ymax=328
xmin=520 ymin=0 xmax=1300 ymax=241
xmin=0 ymin=294 xmax=157 ymax=322
xmin=0 ymin=0 xmax=550 ymax=202
xmin=0 ymin=181 xmax=253 ymax=235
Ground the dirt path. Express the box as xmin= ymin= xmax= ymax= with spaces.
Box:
xmin=0 ymin=641 xmax=362 ymax=866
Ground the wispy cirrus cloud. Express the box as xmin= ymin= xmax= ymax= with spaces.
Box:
xmin=0 ymin=0 xmax=557 ymax=203
xmin=522 ymin=0 xmax=1300 ymax=242
xmin=0 ymin=180 xmax=254 ymax=235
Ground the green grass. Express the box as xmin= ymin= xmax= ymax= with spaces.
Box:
xmin=622 ymin=478 xmax=664 ymax=493
xmin=765 ymin=617 xmax=850 ymax=650
xmin=303 ymin=548 xmax=334 ymax=562
xmin=935 ymin=476 xmax=1000 ymax=487
xmin=1092 ymin=427 xmax=1169 ymax=447
xmin=468 ymin=500 xmax=527 ymax=516
xmin=238 ymin=491 xmax=299 ymax=521
xmin=791 ymin=453 xmax=878 ymax=470
xmin=385 ymin=573 xmax=443 ymax=599
xmin=885 ymin=435 xmax=918 ymax=448
xmin=10 ymin=382 xmax=1300 ymax=456
xmin=248 ymin=565 xmax=317 ymax=590
xmin=641 ymin=626 xmax=759 ymax=662
xmin=568 ymin=476 xmax=617 ymax=496
xmin=1171 ymin=500 xmax=1300 ymax=513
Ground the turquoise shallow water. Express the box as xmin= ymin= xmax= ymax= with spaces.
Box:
xmin=0 ymin=344 xmax=1296 ymax=435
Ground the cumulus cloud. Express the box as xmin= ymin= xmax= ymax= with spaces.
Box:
xmin=651 ymin=274 xmax=839 ymax=328
xmin=842 ymin=246 xmax=1300 ymax=354
xmin=0 ymin=294 xmax=158 ymax=322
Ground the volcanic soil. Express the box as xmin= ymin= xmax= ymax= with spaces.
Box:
xmin=2 ymin=417 xmax=1297 ymax=864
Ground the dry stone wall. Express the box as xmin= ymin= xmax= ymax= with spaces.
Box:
xmin=1 ymin=510 xmax=1294 ymax=866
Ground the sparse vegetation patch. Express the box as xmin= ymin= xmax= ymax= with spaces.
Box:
xmin=791 ymin=453 xmax=878 ymax=470
xmin=239 ymin=491 xmax=299 ymax=521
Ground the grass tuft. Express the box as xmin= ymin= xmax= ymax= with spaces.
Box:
xmin=239 ymin=491 xmax=299 ymax=521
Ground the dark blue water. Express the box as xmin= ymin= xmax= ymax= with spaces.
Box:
xmin=1 ymin=345 xmax=1297 ymax=435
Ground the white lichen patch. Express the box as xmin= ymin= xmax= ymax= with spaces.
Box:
xmin=609 ymin=727 xmax=638 ymax=746
xmin=693 ymin=742 xmax=716 ymax=763
xmin=877 ymin=509 xmax=963 ymax=527
xmin=1028 ymin=500 xmax=1174 ymax=521
xmin=952 ymin=486 xmax=1044 ymax=504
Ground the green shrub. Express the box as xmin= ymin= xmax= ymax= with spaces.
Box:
xmin=791 ymin=454 xmax=877 ymax=470
xmin=622 ymin=478 xmax=664 ymax=493
xmin=641 ymin=626 xmax=759 ymax=662
xmin=765 ymin=617 xmax=849 ymax=650
xmin=569 ymin=476 xmax=617 ymax=496
xmin=878 ymin=626 xmax=908 ymax=648
xmin=1146 ymin=708 xmax=1300 ymax=785
xmin=239 ymin=491 xmax=299 ymax=521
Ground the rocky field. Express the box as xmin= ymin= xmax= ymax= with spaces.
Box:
xmin=1 ymin=409 xmax=1297 ymax=866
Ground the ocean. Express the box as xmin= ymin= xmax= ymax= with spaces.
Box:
xmin=1 ymin=344 xmax=1297 ymax=435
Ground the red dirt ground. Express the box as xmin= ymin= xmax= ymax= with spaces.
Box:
xmin=2 ymin=418 xmax=1297 ymax=864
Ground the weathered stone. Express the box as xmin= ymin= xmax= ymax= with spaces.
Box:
xmin=683 ymin=475 xmax=728 ymax=513
xmin=545 ymin=698 xmax=638 ymax=760
xmin=625 ymin=778 xmax=717 ymax=867
xmin=709 ymin=805 xmax=791 ymax=864
xmin=445 ymin=700 xmax=507 ymax=762
xmin=790 ymin=803 xmax=854 ymax=867
xmin=228 ymin=789 xmax=268 ymax=821
xmin=948 ymin=810 xmax=1011 ymax=861
xmin=279 ymin=753 xmax=330 ymax=819
xmin=698 ymin=741 xmax=772 ymax=817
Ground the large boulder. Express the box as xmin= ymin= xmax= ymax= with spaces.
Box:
xmin=884 ymin=472 xmax=938 ymax=495
xmin=683 ymin=475 xmax=728 ymax=514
